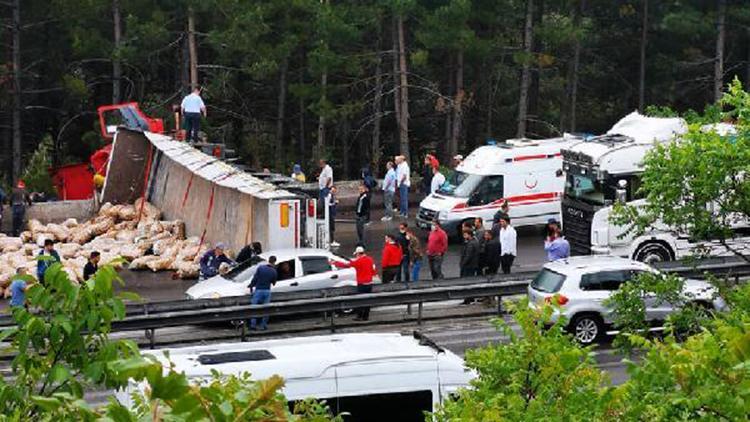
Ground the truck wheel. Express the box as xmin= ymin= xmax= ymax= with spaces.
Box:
xmin=569 ymin=314 xmax=603 ymax=345
xmin=634 ymin=242 xmax=674 ymax=264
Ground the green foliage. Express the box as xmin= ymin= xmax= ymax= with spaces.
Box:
xmin=0 ymin=258 xmax=339 ymax=421
xmin=436 ymin=281 xmax=750 ymax=420
xmin=433 ymin=300 xmax=615 ymax=421
xmin=611 ymin=79 xmax=750 ymax=249
xmin=20 ymin=136 xmax=56 ymax=195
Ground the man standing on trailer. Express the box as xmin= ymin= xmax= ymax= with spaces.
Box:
xmin=181 ymin=85 xmax=206 ymax=143
xmin=318 ymin=159 xmax=334 ymax=205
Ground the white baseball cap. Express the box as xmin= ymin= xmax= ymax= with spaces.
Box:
xmin=354 ymin=246 xmax=365 ymax=255
xmin=453 ymin=154 xmax=464 ymax=161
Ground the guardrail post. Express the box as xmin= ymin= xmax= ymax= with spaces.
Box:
xmin=329 ymin=311 xmax=336 ymax=333
xmin=240 ymin=321 xmax=247 ymax=342
xmin=497 ymin=295 xmax=503 ymax=315
xmin=417 ymin=302 xmax=423 ymax=325
xmin=145 ymin=328 xmax=155 ymax=349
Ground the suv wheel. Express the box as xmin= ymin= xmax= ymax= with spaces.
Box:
xmin=634 ymin=242 xmax=673 ymax=264
xmin=570 ymin=314 xmax=603 ymax=345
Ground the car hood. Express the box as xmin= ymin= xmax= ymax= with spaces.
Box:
xmin=682 ymin=278 xmax=719 ymax=300
xmin=186 ymin=276 xmax=248 ymax=299
xmin=419 ymin=193 xmax=465 ymax=212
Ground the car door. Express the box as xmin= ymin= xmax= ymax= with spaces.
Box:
xmin=579 ymin=270 xmax=631 ymax=324
xmin=292 ymin=256 xmax=341 ymax=290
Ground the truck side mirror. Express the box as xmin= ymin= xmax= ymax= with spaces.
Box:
xmin=615 ymin=179 xmax=628 ymax=204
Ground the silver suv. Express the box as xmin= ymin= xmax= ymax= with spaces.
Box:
xmin=527 ymin=256 xmax=727 ymax=344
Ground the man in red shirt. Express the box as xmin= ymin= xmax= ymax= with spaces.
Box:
xmin=380 ymin=233 xmax=403 ymax=283
xmin=427 ymin=220 xmax=448 ymax=279
xmin=333 ymin=246 xmax=377 ymax=321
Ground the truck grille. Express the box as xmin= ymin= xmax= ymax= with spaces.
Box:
xmin=418 ymin=207 xmax=438 ymax=223
xmin=561 ymin=199 xmax=595 ymax=256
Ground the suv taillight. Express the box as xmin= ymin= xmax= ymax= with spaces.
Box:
xmin=545 ymin=294 xmax=569 ymax=306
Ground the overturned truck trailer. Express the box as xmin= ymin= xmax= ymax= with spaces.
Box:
xmin=101 ymin=128 xmax=325 ymax=252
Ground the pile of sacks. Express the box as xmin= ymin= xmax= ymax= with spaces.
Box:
xmin=0 ymin=199 xmax=210 ymax=287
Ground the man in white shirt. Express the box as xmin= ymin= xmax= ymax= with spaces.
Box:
xmin=381 ymin=161 xmax=397 ymax=221
xmin=430 ymin=167 xmax=445 ymax=194
xmin=181 ymin=86 xmax=207 ymax=143
xmin=395 ymin=155 xmax=411 ymax=218
xmin=498 ymin=216 xmax=517 ymax=274
xmin=318 ymin=159 xmax=333 ymax=204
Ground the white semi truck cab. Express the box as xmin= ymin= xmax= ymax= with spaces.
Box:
xmin=560 ymin=112 xmax=688 ymax=261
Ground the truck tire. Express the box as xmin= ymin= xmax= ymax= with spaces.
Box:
xmin=569 ymin=313 xmax=604 ymax=345
xmin=634 ymin=241 xmax=674 ymax=264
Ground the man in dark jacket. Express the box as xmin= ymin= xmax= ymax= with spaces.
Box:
xmin=236 ymin=242 xmax=262 ymax=264
xmin=199 ymin=242 xmax=234 ymax=279
xmin=83 ymin=251 xmax=101 ymax=280
xmin=37 ymin=239 xmax=61 ymax=283
xmin=396 ymin=222 xmax=410 ymax=282
xmin=249 ymin=256 xmax=278 ymax=330
xmin=355 ymin=184 xmax=371 ymax=246
xmin=11 ymin=180 xmax=31 ymax=237
xmin=460 ymin=229 xmax=480 ymax=277
xmin=480 ymin=231 xmax=501 ymax=276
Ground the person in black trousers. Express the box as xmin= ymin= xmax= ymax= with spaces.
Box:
xmin=355 ymin=184 xmax=370 ymax=246
xmin=396 ymin=222 xmax=411 ymax=282
xmin=460 ymin=229 xmax=480 ymax=277
xmin=481 ymin=230 xmax=501 ymax=276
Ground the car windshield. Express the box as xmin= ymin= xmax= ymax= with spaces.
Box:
xmin=531 ymin=269 xmax=566 ymax=293
xmin=565 ymin=173 xmax=605 ymax=205
xmin=438 ymin=171 xmax=485 ymax=198
xmin=226 ymin=258 xmax=265 ymax=283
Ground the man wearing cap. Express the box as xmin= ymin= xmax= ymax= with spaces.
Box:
xmin=199 ymin=242 xmax=234 ymax=279
xmin=332 ymin=246 xmax=377 ymax=321
xmin=11 ymin=180 xmax=31 ymax=236
xmin=452 ymin=154 xmax=464 ymax=169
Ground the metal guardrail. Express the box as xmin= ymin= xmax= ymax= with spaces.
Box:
xmin=3 ymin=256 xmax=750 ymax=347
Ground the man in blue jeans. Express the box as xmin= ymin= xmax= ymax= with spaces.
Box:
xmin=395 ymin=155 xmax=411 ymax=218
xmin=181 ymin=86 xmax=207 ymax=143
xmin=248 ymin=256 xmax=278 ymax=330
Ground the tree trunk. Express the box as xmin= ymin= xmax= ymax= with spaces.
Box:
xmin=275 ymin=56 xmax=288 ymax=167
xmin=528 ymin=0 xmax=543 ymax=134
xmin=112 ymin=0 xmax=122 ymax=104
xmin=449 ymin=50 xmax=464 ymax=158
xmin=445 ymin=55 xmax=454 ymax=158
xmin=299 ymin=96 xmax=306 ymax=157
xmin=569 ymin=0 xmax=584 ymax=131
xmin=187 ymin=7 xmax=198 ymax=89
xmin=714 ymin=0 xmax=726 ymax=102
xmin=638 ymin=0 xmax=648 ymax=111
xmin=372 ymin=36 xmax=384 ymax=175
xmin=11 ymin=0 xmax=22 ymax=181
xmin=392 ymin=16 xmax=401 ymax=155
xmin=397 ymin=14 xmax=410 ymax=163
xmin=517 ymin=0 xmax=534 ymax=138
xmin=316 ymin=72 xmax=327 ymax=158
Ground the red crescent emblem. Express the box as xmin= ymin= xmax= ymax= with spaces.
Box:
xmin=525 ymin=178 xmax=538 ymax=189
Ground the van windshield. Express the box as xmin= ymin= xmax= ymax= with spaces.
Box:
xmin=438 ymin=171 xmax=484 ymax=198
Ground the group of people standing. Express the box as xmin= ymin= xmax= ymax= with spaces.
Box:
xmin=457 ymin=206 xmax=518 ymax=279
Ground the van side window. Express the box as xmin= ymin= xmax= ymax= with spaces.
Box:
xmin=470 ymin=175 xmax=504 ymax=206
xmin=289 ymin=390 xmax=433 ymax=421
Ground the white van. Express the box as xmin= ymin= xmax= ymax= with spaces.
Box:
xmin=417 ymin=135 xmax=581 ymax=236
xmin=115 ymin=332 xmax=474 ymax=420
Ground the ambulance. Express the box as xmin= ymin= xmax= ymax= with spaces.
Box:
xmin=417 ymin=135 xmax=581 ymax=237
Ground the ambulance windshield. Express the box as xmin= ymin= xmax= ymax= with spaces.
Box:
xmin=438 ymin=171 xmax=484 ymax=198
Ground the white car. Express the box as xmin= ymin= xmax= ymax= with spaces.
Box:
xmin=185 ymin=248 xmax=358 ymax=300
xmin=527 ymin=256 xmax=727 ymax=344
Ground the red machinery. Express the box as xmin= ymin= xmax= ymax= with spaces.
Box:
xmin=51 ymin=103 xmax=164 ymax=200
